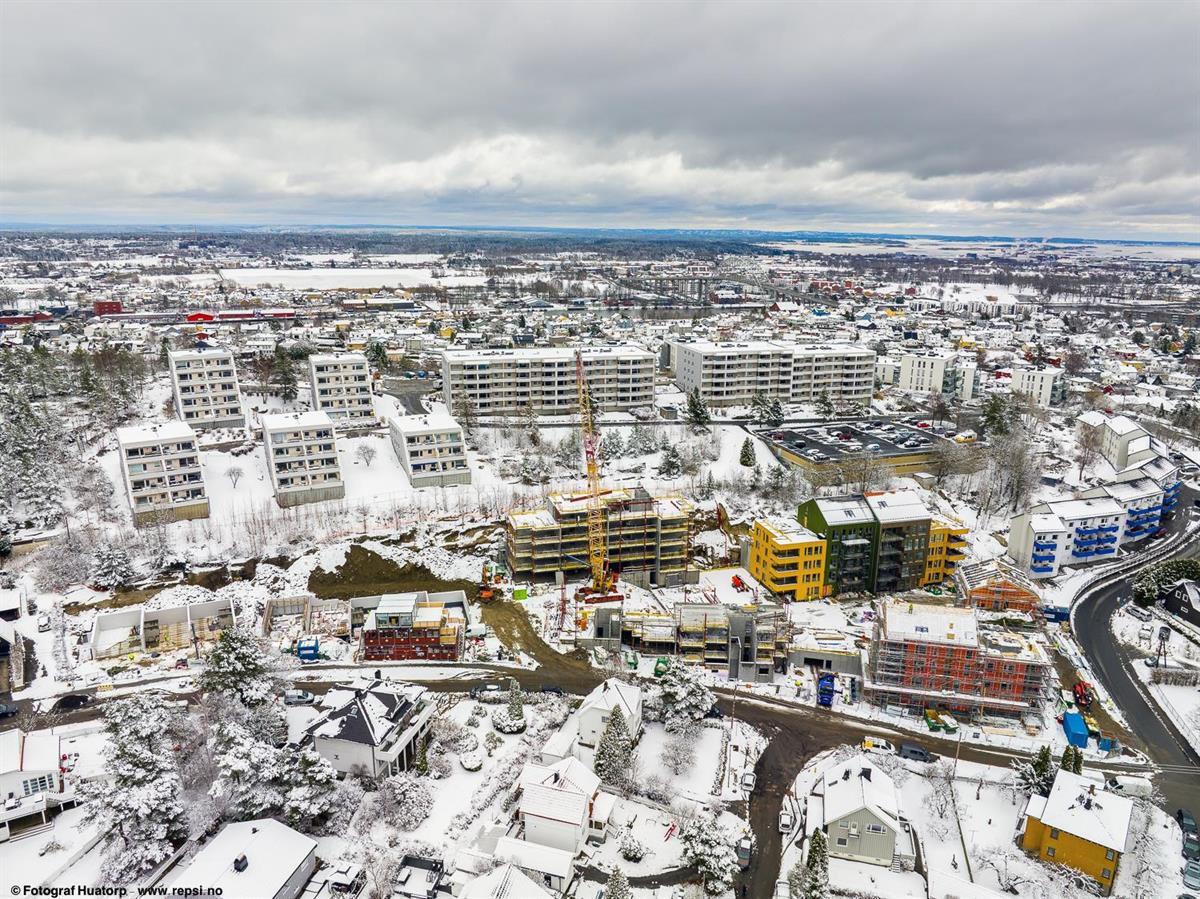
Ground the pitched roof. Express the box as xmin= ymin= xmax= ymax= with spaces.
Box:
xmin=460 ymin=864 xmax=553 ymax=899
xmin=819 ymin=756 xmax=901 ymax=829
xmin=1035 ymin=770 xmax=1133 ymax=853
xmin=579 ymin=678 xmax=642 ymax=720
xmin=306 ymin=681 xmax=416 ymax=746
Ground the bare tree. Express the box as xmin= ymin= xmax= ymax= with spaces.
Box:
xmin=226 ymin=466 xmax=244 ymax=489
xmin=1076 ymin=423 xmax=1103 ymax=480
xmin=978 ymin=847 xmax=1034 ymax=894
xmin=355 ymin=444 xmax=378 ymax=467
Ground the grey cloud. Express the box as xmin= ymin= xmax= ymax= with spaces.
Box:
xmin=1 ymin=0 xmax=1197 ymax=237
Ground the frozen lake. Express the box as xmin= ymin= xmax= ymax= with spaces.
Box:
xmin=218 ymin=267 xmax=488 ymax=289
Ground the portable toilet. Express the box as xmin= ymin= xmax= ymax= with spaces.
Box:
xmin=1062 ymin=711 xmax=1088 ymax=748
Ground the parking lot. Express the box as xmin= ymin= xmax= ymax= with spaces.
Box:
xmin=760 ymin=418 xmax=963 ymax=466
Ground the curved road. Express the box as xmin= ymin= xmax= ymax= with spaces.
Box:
xmin=1073 ymin=494 xmax=1200 ymax=818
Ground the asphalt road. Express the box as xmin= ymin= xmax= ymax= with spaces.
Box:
xmin=1072 ymin=492 xmax=1200 ymax=823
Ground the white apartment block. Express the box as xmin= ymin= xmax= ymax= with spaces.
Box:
xmin=1008 ymin=497 xmax=1126 ymax=579
xmin=388 ymin=413 xmax=471 ymax=488
xmin=308 ymin=352 xmax=375 ymax=428
xmin=897 ymin=350 xmax=959 ymax=397
xmin=168 ymin=348 xmax=245 ymax=430
xmin=1011 ymin=365 xmax=1065 ymax=407
xmin=440 ymin=346 xmax=655 ymax=416
xmin=261 ymin=411 xmax=345 ymax=507
xmin=673 ymin=341 xmax=875 ymax=407
xmin=1076 ymin=411 xmax=1155 ymax=470
xmin=116 ymin=422 xmax=209 ymax=527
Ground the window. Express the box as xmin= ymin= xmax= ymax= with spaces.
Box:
xmin=1049 ymin=828 xmax=1059 ymax=839
xmin=836 ymin=837 xmax=848 ymax=847
xmin=22 ymin=775 xmax=54 ymax=796
xmin=1046 ymin=847 xmax=1056 ymax=858
xmin=866 ymin=824 xmax=887 ymax=834
xmin=1105 ymin=850 xmax=1114 ymax=860
xmin=839 ymin=821 xmax=850 ymax=829
xmin=1101 ymin=868 xmax=1111 ymax=879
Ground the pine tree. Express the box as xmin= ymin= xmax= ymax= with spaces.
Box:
xmin=802 ymin=829 xmax=829 ymax=899
xmin=601 ymin=429 xmax=625 ymax=459
xmin=678 ymin=809 xmax=738 ymax=894
xmin=367 ymin=342 xmax=389 ymax=372
xmin=1071 ymin=747 xmax=1083 ymax=775
xmin=658 ymin=661 xmax=715 ymax=733
xmin=657 ymin=444 xmax=683 ymax=478
xmin=273 ymin=348 xmax=298 ymax=401
xmin=605 ymin=867 xmax=633 ymax=899
xmin=751 ymin=391 xmax=770 ymax=424
xmin=91 ymin=545 xmax=135 ymax=589
xmin=415 ymin=733 xmax=430 ymax=775
xmin=685 ymin=388 xmax=712 ymax=429
xmin=739 ymin=437 xmax=755 ymax=467
xmin=1060 ymin=745 xmax=1076 ymax=772
xmin=200 ymin=625 xmax=284 ymax=708
xmin=816 ymin=389 xmax=834 ymax=419
xmin=593 ymin=707 xmax=632 ymax=787
xmin=506 ymin=678 xmax=524 ymax=718
xmin=87 ymin=694 xmax=186 ymax=884
xmin=768 ymin=398 xmax=786 ymax=426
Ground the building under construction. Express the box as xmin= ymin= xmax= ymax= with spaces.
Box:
xmin=358 ymin=591 xmax=469 ymax=662
xmin=955 ymin=558 xmax=1041 ymax=614
xmin=506 ymin=487 xmax=693 ymax=588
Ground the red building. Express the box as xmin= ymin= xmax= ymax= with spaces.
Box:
xmin=93 ymin=300 xmax=124 ymax=316
xmin=865 ymin=600 xmax=1050 ymax=718
xmin=359 ymin=592 xmax=466 ymax=662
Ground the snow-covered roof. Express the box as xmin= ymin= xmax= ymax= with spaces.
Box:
xmin=492 ymin=836 xmax=575 ymax=880
xmin=865 ymin=489 xmax=931 ymax=524
xmin=756 ymin=516 xmax=823 ymax=544
xmin=261 ymin=410 xmax=335 ymax=431
xmin=882 ymin=600 xmax=977 ymax=647
xmin=307 ymin=681 xmax=422 ymax=746
xmin=460 ymin=863 xmax=554 ymax=899
xmin=389 ymin=412 xmax=462 ymax=435
xmin=1030 ymin=770 xmax=1133 ymax=853
xmin=179 ymin=818 xmax=315 ymax=898
xmin=815 ymin=496 xmax=874 ymax=525
xmin=520 ymin=782 xmax=588 ymax=826
xmin=115 ymin=420 xmax=196 ymax=445
xmin=819 ymin=755 xmax=901 ymax=830
xmin=579 ymin=678 xmax=642 ymax=722
xmin=0 ymin=730 xmax=20 ymax=775
xmin=521 ymin=756 xmax=601 ymax=800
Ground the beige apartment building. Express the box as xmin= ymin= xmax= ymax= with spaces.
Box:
xmin=116 ymin=421 xmax=209 ymax=526
xmin=261 ymin=411 xmax=345 ymax=507
xmin=308 ymin=352 xmax=375 ymax=427
xmin=168 ymin=348 xmax=245 ymax=430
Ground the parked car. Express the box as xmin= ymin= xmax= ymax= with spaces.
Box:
xmin=861 ymin=737 xmax=896 ymax=755
xmin=741 ymin=771 xmax=757 ymax=792
xmin=284 ymin=689 xmax=315 ymax=706
xmin=174 ymin=658 xmax=191 ymax=670
xmin=53 ymin=694 xmax=90 ymax=711
xmin=1186 ymin=830 xmax=1200 ymax=861
xmin=778 ymin=807 xmax=795 ymax=833
xmin=469 ymin=683 xmax=504 ymax=699
xmin=539 ymin=686 xmax=564 ymax=695
xmin=1184 ymin=860 xmax=1200 ymax=891
xmin=1145 ymin=657 xmax=1160 ymax=668
xmin=704 ymin=704 xmax=724 ymax=719
xmin=37 ymin=614 xmax=52 ymax=633
xmin=0 ymin=703 xmax=18 ymax=719
xmin=736 ymin=836 xmax=753 ymax=868
xmin=899 ymin=743 xmax=933 ymax=763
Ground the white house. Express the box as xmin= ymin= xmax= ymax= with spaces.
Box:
xmin=516 ymin=757 xmax=615 ymax=854
xmin=173 ymin=818 xmax=316 ymax=899
xmin=538 ymin=678 xmax=642 ymax=769
xmin=0 ymin=729 xmax=62 ymax=826
xmin=459 ymin=863 xmax=554 ymax=899
xmin=303 ymin=679 xmax=434 ymax=777
xmin=812 ymin=755 xmax=915 ymax=869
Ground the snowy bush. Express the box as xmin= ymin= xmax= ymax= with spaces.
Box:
xmin=619 ymin=828 xmax=646 ymax=862
xmin=90 ymin=544 xmax=135 ymax=589
xmin=678 ymin=808 xmax=738 ymax=894
xmin=661 ymin=727 xmax=697 ymax=776
xmin=377 ymin=772 xmax=432 ymax=831
xmin=200 ymin=625 xmax=287 ymax=708
xmin=35 ymin=534 xmax=92 ymax=592
xmin=484 ymin=731 xmax=503 ymax=755
xmin=459 ymin=748 xmax=483 ymax=771
xmin=491 ymin=680 xmax=527 ymax=733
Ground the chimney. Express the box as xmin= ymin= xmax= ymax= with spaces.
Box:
xmin=860 ymin=768 xmax=872 ymax=781
xmin=1088 ymin=784 xmax=1096 ymax=796
xmin=233 ymin=853 xmax=249 ymax=873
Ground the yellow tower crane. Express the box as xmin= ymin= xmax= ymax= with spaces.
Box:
xmin=574 ymin=350 xmax=621 ymax=603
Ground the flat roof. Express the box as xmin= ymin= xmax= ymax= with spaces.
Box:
xmin=116 ymin=420 xmax=197 ymax=445
xmin=390 ymin=412 xmax=461 ymax=434
xmin=882 ymin=600 xmax=977 ymax=647
xmin=262 ymin=410 xmax=334 ymax=430
xmin=442 ymin=345 xmax=653 ymax=362
xmin=816 ymin=496 xmax=874 ymax=525
xmin=757 ymin=516 xmax=823 ymax=543
xmin=865 ymin=489 xmax=930 ymax=524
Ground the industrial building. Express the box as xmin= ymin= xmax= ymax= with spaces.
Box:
xmin=440 ymin=345 xmax=656 ymax=416
xmin=167 ymin=347 xmax=245 ymax=430
xmin=865 ymin=600 xmax=1051 ymax=717
xmin=388 ymin=413 xmax=471 ymax=487
xmin=747 ymin=516 xmax=828 ymax=601
xmin=115 ymin=421 xmax=209 ymax=527
xmin=261 ymin=410 xmax=345 ymax=507
xmin=308 ymin=352 xmax=375 ymax=427
xmin=506 ymin=488 xmax=693 ymax=587
xmin=358 ymin=592 xmax=469 ymax=661
xmin=671 ymin=340 xmax=875 ymax=407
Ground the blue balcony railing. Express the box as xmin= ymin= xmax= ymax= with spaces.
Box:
xmin=1076 ymin=526 xmax=1101 ymax=536
xmin=1033 ymin=553 xmax=1055 ymax=563
xmin=1098 ymin=524 xmax=1121 ymax=533
xmin=1034 ymin=541 xmax=1057 ymax=551
xmin=1031 ymin=565 xmax=1055 ymax=574
xmin=1095 ymin=545 xmax=1116 ymax=555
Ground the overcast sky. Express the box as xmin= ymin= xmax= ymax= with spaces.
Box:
xmin=2 ymin=0 xmax=1198 ymax=239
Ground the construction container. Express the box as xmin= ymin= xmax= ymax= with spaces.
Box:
xmin=1062 ymin=711 xmax=1088 ymax=748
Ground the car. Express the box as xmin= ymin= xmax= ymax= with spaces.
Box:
xmin=899 ymin=742 xmax=932 ymax=763
xmin=704 ymin=704 xmax=724 ymax=719
xmin=1186 ymin=831 xmax=1200 ymax=861
xmin=917 ymin=422 xmax=931 ymax=429
xmin=1150 ymin=528 xmax=1167 ymax=540
xmin=778 ymin=808 xmax=795 ymax=833
xmin=37 ymin=614 xmax=52 ymax=633
xmin=736 ymin=836 xmax=753 ymax=868
xmin=865 ymin=443 xmax=882 ymax=452
xmin=1178 ymin=809 xmax=1197 ymax=838
xmin=0 ymin=703 xmax=18 ymax=719
xmin=1185 ymin=860 xmax=1200 ymax=891
xmin=53 ymin=694 xmax=90 ymax=711
xmin=539 ymin=686 xmax=564 ymax=695
xmin=469 ymin=683 xmax=504 ymax=699
xmin=174 ymin=658 xmax=190 ymax=670
xmin=862 ymin=737 xmax=896 ymax=755
xmin=741 ymin=771 xmax=757 ymax=792
xmin=1145 ymin=657 xmax=1160 ymax=667
xmin=283 ymin=689 xmax=315 ymax=706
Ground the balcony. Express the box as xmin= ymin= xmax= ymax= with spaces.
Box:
xmin=1033 ymin=540 xmax=1057 ymax=551
xmin=1075 ymin=526 xmax=1100 ymax=537
xmin=1032 ymin=553 xmax=1055 ymax=564
xmin=1031 ymin=564 xmax=1055 ymax=574
xmin=1098 ymin=524 xmax=1121 ymax=533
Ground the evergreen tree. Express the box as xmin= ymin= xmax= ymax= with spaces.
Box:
xmin=1071 ymin=747 xmax=1083 ymax=775
xmin=367 ymin=341 xmax=389 ymax=372
xmin=273 ymin=348 xmax=298 ymax=401
xmin=685 ymin=388 xmax=712 ymax=429
xmin=415 ymin=733 xmax=430 ymax=775
xmin=604 ymin=867 xmax=633 ymax=899
xmin=600 ymin=429 xmax=625 ymax=460
xmin=678 ymin=809 xmax=738 ymax=894
xmin=91 ymin=545 xmax=135 ymax=589
xmin=593 ymin=706 xmax=633 ymax=787
xmin=739 ymin=437 xmax=755 ymax=467
xmin=657 ymin=444 xmax=683 ymax=478
xmin=200 ymin=625 xmax=284 ymax=708
xmin=657 ymin=661 xmax=715 ymax=733
xmin=768 ymin=398 xmax=786 ymax=426
xmin=751 ymin=391 xmax=770 ymax=424
xmin=1014 ymin=744 xmax=1056 ymax=797
xmin=802 ymin=829 xmax=830 ymax=899
xmin=816 ymin=389 xmax=835 ymax=419
xmin=87 ymin=694 xmax=186 ymax=884
xmin=506 ymin=678 xmax=524 ymax=719
xmin=1060 ymin=745 xmax=1075 ymax=772
xmin=980 ymin=394 xmax=1012 ymax=438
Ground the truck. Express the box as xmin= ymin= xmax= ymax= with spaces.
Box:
xmin=817 ymin=673 xmax=837 ymax=708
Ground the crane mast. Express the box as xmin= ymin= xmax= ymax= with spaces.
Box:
xmin=576 ymin=350 xmax=608 ymax=595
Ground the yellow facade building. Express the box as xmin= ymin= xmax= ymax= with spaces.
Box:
xmin=921 ymin=520 xmax=969 ymax=586
xmin=748 ymin=517 xmax=828 ymax=601
xmin=1019 ymin=771 xmax=1132 ymax=896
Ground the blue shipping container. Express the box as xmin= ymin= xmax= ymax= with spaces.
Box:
xmin=1063 ymin=711 xmax=1088 ymax=748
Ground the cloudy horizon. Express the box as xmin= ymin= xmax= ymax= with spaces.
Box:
xmin=2 ymin=0 xmax=1197 ymax=240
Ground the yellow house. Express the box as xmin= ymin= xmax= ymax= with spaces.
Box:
xmin=748 ymin=517 xmax=828 ymax=601
xmin=1019 ymin=770 xmax=1132 ymax=896
xmin=921 ymin=520 xmax=969 ymax=586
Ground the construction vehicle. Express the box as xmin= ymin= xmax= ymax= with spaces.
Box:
xmin=817 ymin=673 xmax=837 ymax=708
xmin=572 ymin=349 xmax=622 ymax=606
xmin=1073 ymin=680 xmax=1094 ymax=710
xmin=478 ymin=561 xmax=497 ymax=603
